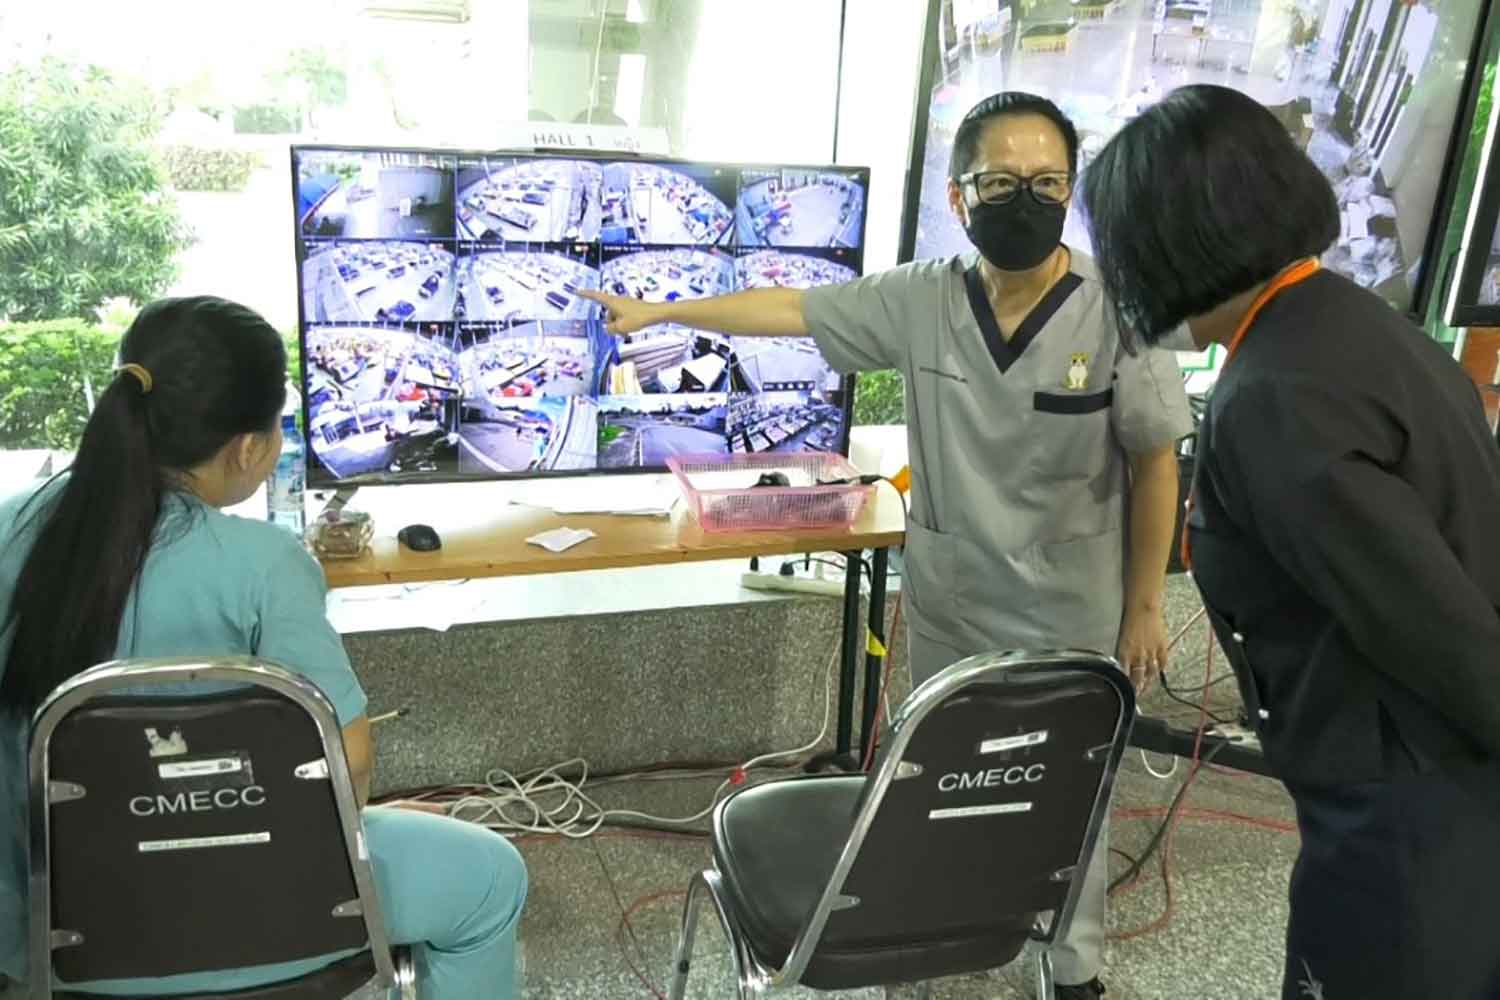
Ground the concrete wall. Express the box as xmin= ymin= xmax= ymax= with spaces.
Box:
xmin=349 ymin=594 xmax=909 ymax=795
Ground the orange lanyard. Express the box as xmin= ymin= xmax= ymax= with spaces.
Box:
xmin=1179 ymin=258 xmax=1321 ymax=571
xmin=1226 ymin=257 xmax=1321 ymax=359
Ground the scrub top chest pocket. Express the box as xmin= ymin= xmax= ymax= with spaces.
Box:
xmin=1031 ymin=372 xmax=1115 ymax=482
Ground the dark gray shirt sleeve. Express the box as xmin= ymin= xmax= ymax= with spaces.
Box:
xmin=801 ymin=261 xmax=938 ymax=375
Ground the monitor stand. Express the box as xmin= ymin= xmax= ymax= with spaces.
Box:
xmin=316 ymin=487 xmax=359 ymax=521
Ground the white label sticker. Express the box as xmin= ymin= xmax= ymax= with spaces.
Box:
xmin=138 ymin=832 xmax=271 ymax=853
xmin=980 ymin=731 xmax=1049 ymax=755
xmin=928 ymin=802 xmax=1033 ymax=821
xmin=158 ymin=758 xmax=244 ymax=780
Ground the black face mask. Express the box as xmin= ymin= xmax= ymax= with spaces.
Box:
xmin=964 ymin=197 xmax=1066 ymax=272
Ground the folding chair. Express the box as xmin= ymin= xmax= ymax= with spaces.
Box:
xmin=26 ymin=656 xmax=415 ymax=999
xmin=668 ymin=649 xmax=1135 ymax=998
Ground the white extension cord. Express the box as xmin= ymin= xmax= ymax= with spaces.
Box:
xmin=739 ymin=569 xmax=847 ymax=598
xmin=740 ymin=554 xmax=859 ymax=598
xmin=442 ymin=637 xmax=844 ymax=838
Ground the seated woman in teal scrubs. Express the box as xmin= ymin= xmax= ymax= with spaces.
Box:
xmin=0 ymin=297 xmax=527 ymax=999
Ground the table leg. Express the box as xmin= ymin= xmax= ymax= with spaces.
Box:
xmin=833 ymin=548 xmax=863 ymax=762
xmin=859 ymin=547 xmax=890 ymax=764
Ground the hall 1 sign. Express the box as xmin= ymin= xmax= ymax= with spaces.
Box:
xmin=495 ymin=122 xmax=671 ymax=156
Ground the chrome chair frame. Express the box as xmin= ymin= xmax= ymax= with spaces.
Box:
xmin=26 ymin=656 xmax=417 ymax=999
xmin=668 ymin=649 xmax=1135 ymax=999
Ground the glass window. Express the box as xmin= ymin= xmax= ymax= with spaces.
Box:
xmin=0 ymin=0 xmax=852 ymax=468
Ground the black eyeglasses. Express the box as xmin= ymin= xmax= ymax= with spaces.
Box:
xmin=959 ymin=170 xmax=1073 ymax=206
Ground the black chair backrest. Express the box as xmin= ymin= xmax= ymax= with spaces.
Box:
xmin=820 ymin=652 xmax=1133 ymax=950
xmin=28 ymin=658 xmax=388 ymax=987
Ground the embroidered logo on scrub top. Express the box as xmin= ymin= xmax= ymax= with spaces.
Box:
xmin=1065 ymin=353 xmax=1090 ymax=391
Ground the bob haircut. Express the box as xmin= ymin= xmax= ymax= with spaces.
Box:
xmin=1080 ymin=84 xmax=1339 ymax=346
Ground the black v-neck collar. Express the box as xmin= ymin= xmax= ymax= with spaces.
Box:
xmin=963 ymin=262 xmax=1084 ymax=374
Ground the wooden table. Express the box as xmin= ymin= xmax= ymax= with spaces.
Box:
xmin=317 ymin=480 xmax=908 ymax=765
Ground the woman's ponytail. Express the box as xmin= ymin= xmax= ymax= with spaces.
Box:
xmin=1 ymin=297 xmax=286 ymax=712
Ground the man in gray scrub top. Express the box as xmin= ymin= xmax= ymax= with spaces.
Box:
xmin=583 ymin=92 xmax=1191 ymax=998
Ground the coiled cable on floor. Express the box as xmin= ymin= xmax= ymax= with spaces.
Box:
xmin=426 ymin=636 xmax=842 ymax=838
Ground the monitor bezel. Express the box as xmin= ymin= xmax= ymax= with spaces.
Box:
xmin=1444 ymin=40 xmax=1500 ymax=329
xmin=1427 ymin=4 xmax=1500 ymax=327
xmin=1444 ymin=150 xmax=1500 ymax=330
xmin=896 ymin=0 xmax=944 ymax=268
xmin=289 ymin=144 xmax=871 ymax=489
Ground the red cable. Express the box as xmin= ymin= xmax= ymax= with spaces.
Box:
xmin=1107 ymin=616 xmax=1216 ymax=942
xmin=1191 ymin=638 xmax=1212 ymax=759
xmin=615 ymin=889 xmax=686 ymax=999
xmin=860 ymin=594 xmax=904 ymax=771
xmin=1112 ymin=807 xmax=1295 ymax=834
xmin=1110 ymin=813 xmax=1182 ymax=941
xmin=511 ymin=828 xmax=708 ymax=847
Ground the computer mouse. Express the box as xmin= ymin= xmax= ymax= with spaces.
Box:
xmin=397 ymin=523 xmax=442 ymax=552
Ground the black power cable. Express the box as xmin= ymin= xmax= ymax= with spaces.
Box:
xmin=1108 ymin=739 xmax=1230 ymax=896
xmin=1158 ymin=669 xmax=1238 ymax=726
xmin=783 ymin=554 xmax=871 ymax=585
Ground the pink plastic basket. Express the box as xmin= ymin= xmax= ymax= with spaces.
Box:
xmin=667 ymin=452 xmax=874 ymax=533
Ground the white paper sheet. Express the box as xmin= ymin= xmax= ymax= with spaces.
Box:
xmin=526 ymin=527 xmax=598 ymax=553
xmin=506 ymin=476 xmax=680 ymax=516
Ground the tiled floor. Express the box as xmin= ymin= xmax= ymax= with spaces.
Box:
xmin=495 ymin=754 xmax=1298 ymax=999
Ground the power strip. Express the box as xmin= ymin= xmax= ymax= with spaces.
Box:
xmin=740 ymin=566 xmax=847 ymax=598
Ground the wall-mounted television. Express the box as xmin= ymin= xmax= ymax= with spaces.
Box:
xmin=292 ymin=146 xmax=869 ymax=486
xmin=898 ymin=0 xmax=1494 ymax=322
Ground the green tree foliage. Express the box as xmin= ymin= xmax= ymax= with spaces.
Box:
xmin=281 ymin=328 xmax=304 ymax=391
xmin=1 ymin=317 xmax=304 ymax=451
xmin=273 ymin=48 xmax=348 ymax=130
xmin=232 ymin=103 xmax=302 ymax=135
xmin=853 ymin=369 xmax=905 ymax=426
xmin=0 ymin=320 xmax=119 ymax=449
xmin=0 ymin=57 xmax=190 ymax=322
xmin=159 ymin=145 xmax=262 ymax=192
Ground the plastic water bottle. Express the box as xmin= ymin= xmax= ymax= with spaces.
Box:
xmin=267 ymin=388 xmax=306 ymax=537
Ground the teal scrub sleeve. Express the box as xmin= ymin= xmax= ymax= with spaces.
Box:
xmin=800 ymin=262 xmax=927 ymax=374
xmin=1111 ymin=342 xmax=1193 ymax=454
xmin=253 ymin=534 xmax=368 ymax=726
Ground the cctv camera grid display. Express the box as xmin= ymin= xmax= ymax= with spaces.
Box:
xmin=735 ymin=169 xmax=867 ymax=249
xmin=456 ymin=158 xmax=604 ymax=242
xmin=293 ymin=147 xmax=869 ymax=483
xmin=908 ymin=0 xmax=1488 ymax=316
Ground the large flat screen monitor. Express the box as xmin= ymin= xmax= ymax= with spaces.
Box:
xmin=900 ymin=0 xmax=1492 ymax=319
xmin=292 ymin=147 xmax=869 ymax=486
xmin=1451 ymin=218 xmax=1500 ymax=326
xmin=1446 ymin=97 xmax=1500 ymax=328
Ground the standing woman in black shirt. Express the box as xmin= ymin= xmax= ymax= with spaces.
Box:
xmin=1081 ymin=84 xmax=1500 ymax=1000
